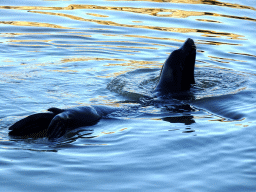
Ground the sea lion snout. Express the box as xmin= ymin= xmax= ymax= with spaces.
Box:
xmin=181 ymin=38 xmax=196 ymax=54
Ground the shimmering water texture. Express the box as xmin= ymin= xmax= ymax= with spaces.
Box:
xmin=0 ymin=0 xmax=256 ymax=192
xmin=107 ymin=66 xmax=248 ymax=99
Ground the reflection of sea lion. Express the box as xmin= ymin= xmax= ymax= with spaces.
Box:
xmin=9 ymin=38 xmax=196 ymax=139
xmin=154 ymin=38 xmax=196 ymax=94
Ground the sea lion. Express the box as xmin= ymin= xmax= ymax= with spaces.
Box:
xmin=9 ymin=106 xmax=117 ymax=139
xmin=9 ymin=38 xmax=196 ymax=139
xmin=154 ymin=38 xmax=196 ymax=94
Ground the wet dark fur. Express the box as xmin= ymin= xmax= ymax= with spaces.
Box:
xmin=154 ymin=38 xmax=196 ymax=94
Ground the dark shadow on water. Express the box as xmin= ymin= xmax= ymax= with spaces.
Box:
xmin=162 ymin=115 xmax=195 ymax=125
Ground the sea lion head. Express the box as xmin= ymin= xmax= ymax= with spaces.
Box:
xmin=154 ymin=38 xmax=196 ymax=94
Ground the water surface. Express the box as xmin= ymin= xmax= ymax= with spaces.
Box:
xmin=0 ymin=0 xmax=256 ymax=191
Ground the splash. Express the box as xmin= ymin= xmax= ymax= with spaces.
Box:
xmin=107 ymin=67 xmax=247 ymax=100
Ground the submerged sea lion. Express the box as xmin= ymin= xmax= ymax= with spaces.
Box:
xmin=9 ymin=38 xmax=196 ymax=139
xmin=9 ymin=106 xmax=117 ymax=139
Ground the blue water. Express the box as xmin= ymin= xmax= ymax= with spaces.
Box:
xmin=0 ymin=0 xmax=256 ymax=191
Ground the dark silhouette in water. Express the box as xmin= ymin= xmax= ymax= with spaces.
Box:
xmin=9 ymin=106 xmax=117 ymax=139
xmin=9 ymin=38 xmax=196 ymax=139
xmin=154 ymin=38 xmax=196 ymax=94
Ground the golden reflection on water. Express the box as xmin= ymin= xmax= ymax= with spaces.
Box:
xmin=51 ymin=69 xmax=79 ymax=73
xmin=229 ymin=52 xmax=256 ymax=58
xmin=22 ymin=10 xmax=244 ymax=40
xmin=102 ymin=34 xmax=181 ymax=46
xmin=0 ymin=71 xmax=38 ymax=81
xmin=0 ymin=21 xmax=72 ymax=29
xmin=86 ymin=13 xmax=109 ymax=18
xmin=197 ymin=39 xmax=243 ymax=46
xmin=74 ymin=43 xmax=158 ymax=50
xmin=61 ymin=57 xmax=125 ymax=63
xmin=0 ymin=4 xmax=254 ymax=40
xmin=60 ymin=57 xmax=160 ymax=76
xmin=6 ymin=37 xmax=159 ymax=53
xmin=98 ymin=127 xmax=128 ymax=136
xmin=2 ymin=0 xmax=256 ymax=11
xmin=208 ymin=56 xmax=246 ymax=64
xmin=235 ymin=123 xmax=249 ymax=128
xmin=2 ymin=59 xmax=14 ymax=63
xmin=106 ymin=0 xmax=256 ymax=11
xmin=2 ymin=0 xmax=255 ymax=11
xmin=209 ymin=117 xmax=245 ymax=123
xmin=7 ymin=44 xmax=50 ymax=47
xmin=1 ymin=3 xmax=255 ymax=24
xmin=29 ymin=10 xmax=197 ymax=33
xmin=8 ymin=39 xmax=51 ymax=43
xmin=196 ymin=19 xmax=222 ymax=23
xmin=1 ymin=3 xmax=254 ymax=69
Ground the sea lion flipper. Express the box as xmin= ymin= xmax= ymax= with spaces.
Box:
xmin=9 ymin=112 xmax=56 ymax=136
xmin=47 ymin=106 xmax=102 ymax=139
xmin=47 ymin=115 xmax=68 ymax=139
xmin=47 ymin=107 xmax=65 ymax=115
